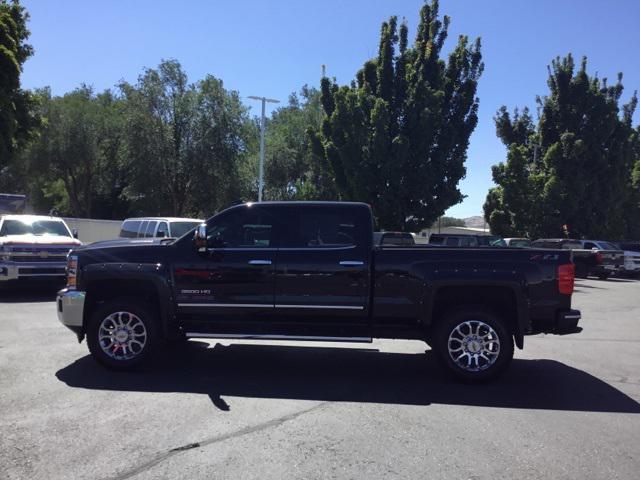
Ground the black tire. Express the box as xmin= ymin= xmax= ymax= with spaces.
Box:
xmin=433 ymin=306 xmax=514 ymax=382
xmin=87 ymin=298 xmax=159 ymax=370
xmin=597 ymin=273 xmax=610 ymax=280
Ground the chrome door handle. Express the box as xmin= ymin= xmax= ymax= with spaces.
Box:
xmin=339 ymin=260 xmax=364 ymax=266
xmin=248 ymin=259 xmax=272 ymax=265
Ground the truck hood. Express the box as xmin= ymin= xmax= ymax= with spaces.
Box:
xmin=72 ymin=237 xmax=172 ymax=266
xmin=0 ymin=234 xmax=81 ymax=247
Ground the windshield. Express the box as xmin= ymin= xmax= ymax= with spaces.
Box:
xmin=170 ymin=221 xmax=201 ymax=238
xmin=0 ymin=219 xmax=71 ymax=237
xmin=477 ymin=235 xmax=506 ymax=247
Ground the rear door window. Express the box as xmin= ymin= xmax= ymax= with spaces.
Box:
xmin=445 ymin=237 xmax=460 ymax=246
xmin=144 ymin=221 xmax=158 ymax=238
xmin=120 ymin=220 xmax=141 ymax=238
xmin=280 ymin=206 xmax=365 ymax=249
xmin=137 ymin=221 xmax=149 ymax=238
xmin=459 ymin=237 xmax=477 ymax=247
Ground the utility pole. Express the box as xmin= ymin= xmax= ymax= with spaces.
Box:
xmin=248 ymin=96 xmax=280 ymax=201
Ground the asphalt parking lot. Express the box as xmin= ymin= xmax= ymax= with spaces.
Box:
xmin=1 ymin=278 xmax=639 ymax=480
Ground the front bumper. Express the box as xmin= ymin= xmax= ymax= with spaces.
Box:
xmin=0 ymin=261 xmax=67 ymax=282
xmin=57 ymin=288 xmax=86 ymax=339
xmin=621 ymin=261 xmax=640 ymax=272
xmin=556 ymin=309 xmax=582 ymax=334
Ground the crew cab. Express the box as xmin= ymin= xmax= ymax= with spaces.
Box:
xmin=56 ymin=202 xmax=581 ymax=381
xmin=1 ymin=215 xmax=81 ymax=286
xmin=531 ymin=238 xmax=605 ymax=279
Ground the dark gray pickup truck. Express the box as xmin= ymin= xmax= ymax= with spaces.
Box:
xmin=57 ymin=202 xmax=581 ymax=381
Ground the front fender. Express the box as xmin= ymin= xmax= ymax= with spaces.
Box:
xmin=80 ymin=262 xmax=175 ymax=338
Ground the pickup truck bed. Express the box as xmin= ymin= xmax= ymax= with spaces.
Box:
xmin=57 ymin=202 xmax=581 ymax=382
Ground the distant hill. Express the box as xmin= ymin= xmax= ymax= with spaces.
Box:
xmin=463 ymin=216 xmax=485 ymax=228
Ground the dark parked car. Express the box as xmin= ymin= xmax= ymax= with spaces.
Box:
xmin=373 ymin=231 xmax=415 ymax=246
xmin=530 ymin=238 xmax=618 ymax=279
xmin=577 ymin=240 xmax=624 ymax=279
xmin=429 ymin=233 xmax=506 ymax=247
xmin=57 ymin=202 xmax=581 ymax=382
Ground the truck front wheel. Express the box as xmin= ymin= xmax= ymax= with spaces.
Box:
xmin=434 ymin=307 xmax=514 ymax=382
xmin=86 ymin=298 xmax=159 ymax=370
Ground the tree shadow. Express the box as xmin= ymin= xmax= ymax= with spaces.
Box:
xmin=573 ymin=280 xmax=604 ymax=289
xmin=607 ymin=277 xmax=639 ymax=283
xmin=56 ymin=341 xmax=640 ymax=414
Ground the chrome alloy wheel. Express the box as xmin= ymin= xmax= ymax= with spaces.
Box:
xmin=447 ymin=320 xmax=500 ymax=372
xmin=98 ymin=311 xmax=148 ymax=361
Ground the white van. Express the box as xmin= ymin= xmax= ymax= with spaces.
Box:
xmin=119 ymin=217 xmax=203 ymax=239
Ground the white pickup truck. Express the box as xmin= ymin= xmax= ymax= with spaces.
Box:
xmin=0 ymin=215 xmax=81 ymax=286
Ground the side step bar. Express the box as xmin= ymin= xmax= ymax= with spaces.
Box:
xmin=184 ymin=333 xmax=373 ymax=343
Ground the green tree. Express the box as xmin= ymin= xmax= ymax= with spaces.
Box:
xmin=439 ymin=216 xmax=466 ymax=227
xmin=121 ymin=59 xmax=252 ymax=217
xmin=17 ymin=86 xmax=129 ymax=218
xmin=312 ymin=0 xmax=483 ymax=231
xmin=0 ymin=0 xmax=38 ymax=166
xmin=259 ymin=86 xmax=337 ymax=201
xmin=484 ymin=55 xmax=639 ymax=239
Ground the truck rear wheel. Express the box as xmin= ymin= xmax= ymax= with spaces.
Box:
xmin=87 ymin=298 xmax=159 ymax=370
xmin=434 ymin=307 xmax=514 ymax=382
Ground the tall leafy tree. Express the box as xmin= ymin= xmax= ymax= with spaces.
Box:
xmin=260 ymin=86 xmax=337 ymax=200
xmin=121 ymin=59 xmax=252 ymax=217
xmin=17 ymin=86 xmax=128 ymax=218
xmin=0 ymin=0 xmax=38 ymax=166
xmin=484 ymin=55 xmax=639 ymax=239
xmin=313 ymin=0 xmax=483 ymax=230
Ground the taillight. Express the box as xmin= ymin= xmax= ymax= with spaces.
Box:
xmin=595 ymin=252 xmax=603 ymax=264
xmin=558 ymin=263 xmax=575 ymax=295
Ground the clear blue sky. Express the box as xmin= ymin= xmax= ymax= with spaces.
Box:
xmin=20 ymin=0 xmax=640 ymax=218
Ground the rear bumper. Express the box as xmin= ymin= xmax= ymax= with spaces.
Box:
xmin=556 ymin=309 xmax=582 ymax=334
xmin=0 ymin=261 xmax=66 ymax=282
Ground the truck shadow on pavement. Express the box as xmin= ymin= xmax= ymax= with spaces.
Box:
xmin=0 ymin=288 xmax=59 ymax=303
xmin=56 ymin=341 xmax=640 ymax=414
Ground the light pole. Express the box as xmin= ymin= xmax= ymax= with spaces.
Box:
xmin=248 ymin=95 xmax=280 ymax=202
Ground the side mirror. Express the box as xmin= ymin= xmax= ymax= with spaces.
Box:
xmin=157 ymin=230 xmax=166 ymax=238
xmin=72 ymin=228 xmax=79 ymax=239
xmin=194 ymin=224 xmax=207 ymax=252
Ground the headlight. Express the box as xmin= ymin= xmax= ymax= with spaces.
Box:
xmin=0 ymin=246 xmax=10 ymax=262
xmin=66 ymin=255 xmax=78 ymax=289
